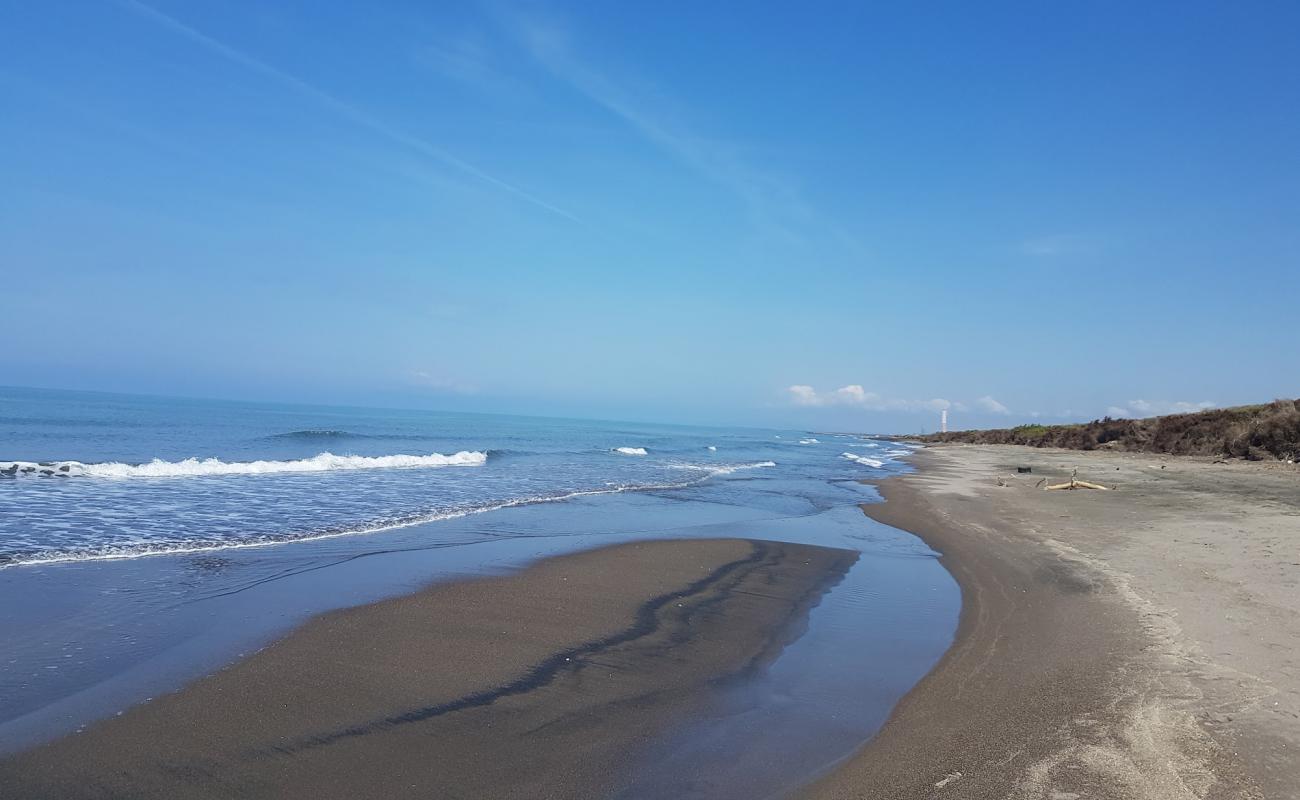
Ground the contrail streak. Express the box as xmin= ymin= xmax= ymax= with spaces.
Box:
xmin=118 ymin=0 xmax=580 ymax=223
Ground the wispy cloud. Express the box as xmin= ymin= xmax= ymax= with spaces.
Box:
xmin=413 ymin=30 xmax=529 ymax=100
xmin=787 ymin=385 xmax=952 ymax=413
xmin=497 ymin=10 xmax=858 ymax=248
xmin=118 ymin=0 xmax=579 ymax=222
xmin=1106 ymin=399 xmax=1216 ymax=418
xmin=416 ymin=33 xmax=498 ymax=85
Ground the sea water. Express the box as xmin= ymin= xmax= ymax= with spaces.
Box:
xmin=0 ymin=386 xmax=957 ymax=795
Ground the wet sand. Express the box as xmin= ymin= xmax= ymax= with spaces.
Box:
xmin=802 ymin=445 xmax=1297 ymax=799
xmin=0 ymin=538 xmax=856 ymax=799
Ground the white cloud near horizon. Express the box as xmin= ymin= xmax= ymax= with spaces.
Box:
xmin=975 ymin=395 xmax=1011 ymax=414
xmin=118 ymin=0 xmax=580 ymax=222
xmin=787 ymin=385 xmax=953 ymax=413
xmin=1106 ymin=399 xmax=1216 ymax=418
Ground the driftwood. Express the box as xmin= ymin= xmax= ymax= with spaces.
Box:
xmin=1045 ymin=479 xmax=1109 ymax=491
xmin=1044 ymin=468 xmax=1110 ymax=491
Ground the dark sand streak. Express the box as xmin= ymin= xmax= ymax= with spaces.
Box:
xmin=258 ymin=541 xmax=775 ymax=757
xmin=0 ymin=537 xmax=857 ymax=799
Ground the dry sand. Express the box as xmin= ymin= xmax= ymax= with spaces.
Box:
xmin=802 ymin=445 xmax=1298 ymax=800
xmin=0 ymin=538 xmax=856 ymax=799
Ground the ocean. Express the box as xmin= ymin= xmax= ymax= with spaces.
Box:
xmin=0 ymin=386 xmax=958 ymax=796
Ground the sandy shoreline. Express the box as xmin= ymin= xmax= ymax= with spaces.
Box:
xmin=0 ymin=538 xmax=856 ymax=799
xmin=6 ymin=445 xmax=1292 ymax=798
xmin=803 ymin=445 xmax=1297 ymax=799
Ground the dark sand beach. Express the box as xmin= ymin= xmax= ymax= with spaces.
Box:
xmin=803 ymin=446 xmax=1297 ymax=800
xmin=0 ymin=538 xmax=856 ymax=799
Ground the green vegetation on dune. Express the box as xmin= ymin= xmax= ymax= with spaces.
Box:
xmin=911 ymin=399 xmax=1300 ymax=461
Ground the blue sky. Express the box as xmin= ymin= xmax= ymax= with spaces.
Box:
xmin=3 ymin=1 xmax=1297 ymax=431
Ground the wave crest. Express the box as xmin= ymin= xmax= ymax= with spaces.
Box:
xmin=612 ymin=447 xmax=647 ymax=456
xmin=1 ymin=451 xmax=487 ymax=478
xmin=266 ymin=429 xmax=354 ymax=440
xmin=841 ymin=452 xmax=885 ymax=468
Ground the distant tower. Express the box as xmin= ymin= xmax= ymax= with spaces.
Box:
xmin=941 ymin=409 xmax=948 ymax=433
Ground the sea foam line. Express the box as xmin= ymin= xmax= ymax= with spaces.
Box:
xmin=0 ymin=460 xmax=778 ymax=570
xmin=0 ymin=451 xmax=487 ymax=479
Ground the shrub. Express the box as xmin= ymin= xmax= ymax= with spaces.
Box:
xmin=912 ymin=399 xmax=1300 ymax=461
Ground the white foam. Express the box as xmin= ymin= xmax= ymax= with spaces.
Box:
xmin=612 ymin=447 xmax=648 ymax=456
xmin=799 ymin=438 xmax=820 ymax=445
xmin=1 ymin=461 xmax=776 ymax=570
xmin=670 ymin=460 xmax=776 ymax=475
xmin=707 ymin=446 xmax=717 ymax=451
xmin=841 ymin=452 xmax=885 ymax=468
xmin=1 ymin=451 xmax=487 ymax=479
xmin=714 ymin=460 xmax=775 ymax=474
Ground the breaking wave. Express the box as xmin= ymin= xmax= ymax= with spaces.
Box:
xmin=612 ymin=447 xmax=648 ymax=456
xmin=706 ymin=460 xmax=774 ymax=474
xmin=670 ymin=460 xmax=776 ymax=475
xmin=0 ymin=451 xmax=488 ymax=479
xmin=841 ymin=452 xmax=885 ymax=468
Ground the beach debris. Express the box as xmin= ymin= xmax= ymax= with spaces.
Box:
xmin=1017 ymin=466 xmax=1033 ymax=473
xmin=1046 ymin=479 xmax=1110 ymax=491
xmin=934 ymin=771 xmax=963 ymax=788
xmin=1035 ymin=477 xmax=1047 ymax=488
xmin=1045 ymin=468 xmax=1110 ymax=491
